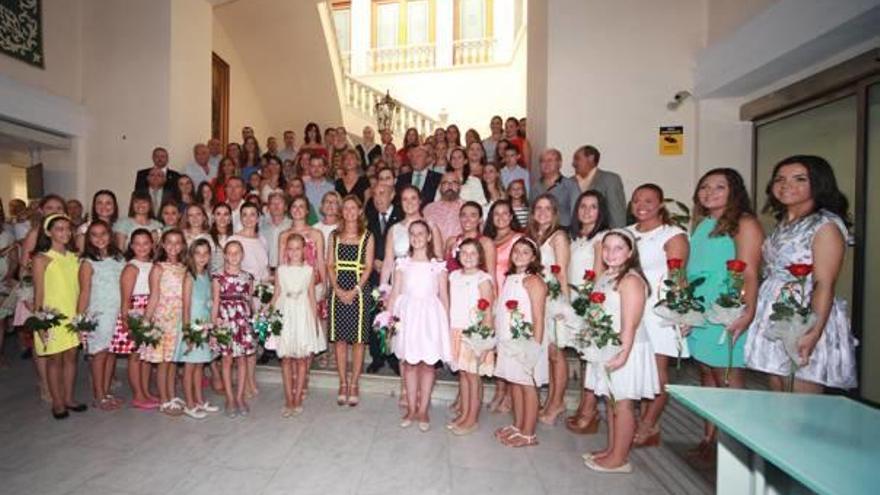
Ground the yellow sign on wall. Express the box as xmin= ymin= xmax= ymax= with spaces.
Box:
xmin=659 ymin=126 xmax=684 ymax=156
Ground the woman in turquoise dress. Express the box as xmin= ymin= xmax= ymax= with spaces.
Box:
xmin=686 ymin=168 xmax=763 ymax=455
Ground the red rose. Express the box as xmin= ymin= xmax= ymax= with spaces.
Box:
xmin=477 ymin=298 xmax=490 ymax=311
xmin=505 ymin=300 xmax=519 ymax=311
xmin=550 ymin=264 xmax=561 ymax=275
xmin=584 ymin=270 xmax=596 ymax=281
xmin=666 ymin=258 xmax=684 ymax=270
xmin=589 ymin=292 xmax=606 ymax=304
xmin=787 ymin=263 xmax=813 ymax=278
xmin=726 ymin=259 xmax=747 ymax=273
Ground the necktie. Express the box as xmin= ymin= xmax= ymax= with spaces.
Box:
xmin=380 ymin=212 xmax=387 ymax=233
xmin=414 ymin=171 xmax=423 ymax=190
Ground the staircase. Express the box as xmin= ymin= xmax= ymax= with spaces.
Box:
xmin=318 ymin=2 xmax=444 ymax=141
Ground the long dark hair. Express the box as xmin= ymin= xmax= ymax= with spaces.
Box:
xmin=407 ymin=220 xmax=436 ymax=259
xmin=195 ymin=181 xmax=215 ymax=208
xmin=455 ymin=237 xmax=487 ymax=272
xmin=81 ymin=219 xmax=123 ymax=262
xmin=692 ymin=168 xmax=753 ymax=237
xmin=90 ymin=190 xmax=119 ymax=225
xmin=527 ymin=193 xmax=563 ymax=245
xmin=155 ymin=229 xmax=186 ymax=263
xmin=33 ymin=215 xmax=74 ymax=255
xmin=304 ymin=122 xmax=322 ymax=145
xmin=602 ymin=230 xmax=650 ymax=296
xmin=448 ymin=147 xmax=470 ymax=182
xmin=763 ymin=155 xmax=851 ymax=226
xmin=484 ymin=199 xmax=522 ymax=239
xmin=569 ymin=190 xmax=611 ymax=241
xmin=127 ymin=190 xmax=155 ymax=220
xmin=186 ymin=238 xmax=212 ymax=279
xmin=124 ymin=228 xmax=155 ymax=261
xmin=506 ymin=237 xmax=542 ymax=276
xmin=210 ymin=203 xmax=233 ymax=247
xmin=631 ymin=183 xmax=672 ymax=225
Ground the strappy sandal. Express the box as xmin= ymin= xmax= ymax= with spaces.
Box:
xmin=347 ymin=383 xmax=359 ymax=407
xmin=337 ymin=382 xmax=348 ymax=406
xmin=504 ymin=432 xmax=539 ymax=448
xmin=566 ymin=411 xmax=600 ymax=434
xmin=494 ymin=425 xmax=519 ymax=440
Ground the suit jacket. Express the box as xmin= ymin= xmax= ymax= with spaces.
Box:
xmin=585 ymin=169 xmax=627 ymax=228
xmin=365 ymin=202 xmax=403 ymax=285
xmin=396 ymin=170 xmax=441 ymax=206
xmin=135 ymin=167 xmax=181 ymax=198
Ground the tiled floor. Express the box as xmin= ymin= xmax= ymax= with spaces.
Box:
xmin=0 ymin=352 xmax=713 ymax=495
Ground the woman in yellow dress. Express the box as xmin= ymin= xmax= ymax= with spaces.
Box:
xmin=32 ymin=214 xmax=86 ymax=419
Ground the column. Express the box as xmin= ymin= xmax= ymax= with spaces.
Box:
xmin=351 ymin=0 xmax=371 ymax=75
xmin=493 ymin=0 xmax=515 ymax=62
xmin=435 ymin=0 xmax=453 ymax=68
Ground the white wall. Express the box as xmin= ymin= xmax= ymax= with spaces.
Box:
xmin=0 ymin=163 xmax=27 ymax=203
xmin=532 ymin=0 xmax=706 ymax=204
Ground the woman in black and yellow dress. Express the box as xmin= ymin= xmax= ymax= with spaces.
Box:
xmin=328 ymin=195 xmax=374 ymax=407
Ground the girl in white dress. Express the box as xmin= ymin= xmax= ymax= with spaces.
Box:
xmin=584 ymin=229 xmax=660 ymax=473
xmin=447 ymin=238 xmax=495 ymax=435
xmin=272 ymin=234 xmax=321 ymax=416
xmin=493 ymin=237 xmax=547 ymax=448
xmin=565 ymin=191 xmax=610 ymax=434
xmin=625 ymin=184 xmax=689 ymax=447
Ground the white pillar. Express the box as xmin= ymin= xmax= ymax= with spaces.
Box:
xmin=435 ymin=0 xmax=453 ymax=68
xmin=351 ymin=0 xmax=371 ymax=75
xmin=493 ymin=0 xmax=515 ymax=62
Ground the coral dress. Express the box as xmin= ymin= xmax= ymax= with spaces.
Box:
xmin=449 ymin=269 xmax=494 ymax=375
xmin=276 ymin=264 xmax=322 ymax=358
xmin=85 ymin=257 xmax=125 ymax=354
xmin=493 ymin=273 xmax=549 ymax=387
xmin=214 ymin=270 xmax=256 ymax=357
xmin=110 ymin=259 xmax=152 ymax=354
xmin=141 ymin=262 xmax=185 ymax=363
xmin=34 ymin=250 xmax=80 ymax=357
xmin=744 ymin=210 xmax=857 ymax=388
xmin=493 ymin=232 xmax=522 ymax=288
xmin=392 ymin=258 xmax=451 ymax=365
xmin=584 ymin=273 xmax=660 ymax=400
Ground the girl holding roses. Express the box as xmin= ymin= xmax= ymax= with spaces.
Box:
xmin=744 ymin=155 xmax=857 ymax=393
xmin=686 ymin=169 xmax=763 ymax=456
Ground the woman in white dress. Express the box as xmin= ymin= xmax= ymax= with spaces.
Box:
xmin=744 ymin=155 xmax=857 ymax=393
xmin=626 ymin=184 xmax=688 ymax=447
xmin=583 ymin=229 xmax=660 ymax=473
xmin=379 ymin=186 xmax=443 ymax=287
xmin=564 ymin=191 xmax=611 ymax=434
xmin=527 ymin=193 xmax=573 ymax=425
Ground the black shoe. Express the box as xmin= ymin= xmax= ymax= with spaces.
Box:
xmin=389 ymin=360 xmax=401 ymax=376
xmin=20 ymin=348 xmax=32 ymax=360
xmin=52 ymin=409 xmax=70 ymax=420
xmin=66 ymin=403 xmax=88 ymax=413
xmin=366 ymin=362 xmax=383 ymax=374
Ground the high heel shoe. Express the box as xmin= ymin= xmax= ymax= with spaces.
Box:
xmin=538 ymin=405 xmax=566 ymax=426
xmin=633 ymin=426 xmax=661 ymax=448
xmin=565 ymin=412 xmax=600 ymax=434
xmin=337 ymin=382 xmax=348 ymax=406
xmin=347 ymin=383 xmax=359 ymax=407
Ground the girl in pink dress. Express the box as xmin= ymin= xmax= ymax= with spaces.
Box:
xmin=144 ymin=229 xmax=187 ymax=416
xmin=389 ymin=220 xmax=451 ymax=432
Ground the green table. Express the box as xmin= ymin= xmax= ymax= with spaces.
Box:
xmin=668 ymin=385 xmax=879 ymax=495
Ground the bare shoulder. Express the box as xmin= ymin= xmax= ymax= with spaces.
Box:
xmin=619 ymin=272 xmax=646 ymax=292
xmin=523 ymin=274 xmax=547 ymax=294
xmin=736 ymin=216 xmax=764 ymax=238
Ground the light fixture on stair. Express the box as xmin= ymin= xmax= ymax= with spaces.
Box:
xmin=375 ymin=91 xmax=400 ymax=133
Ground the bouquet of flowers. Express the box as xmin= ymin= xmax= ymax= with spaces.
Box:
xmin=461 ymin=298 xmax=496 ymax=357
xmin=706 ymin=259 xmax=748 ymax=384
xmin=498 ymin=300 xmax=541 ymax=384
xmin=253 ymin=308 xmax=283 ymax=347
xmin=544 ymin=264 xmax=562 ymax=300
xmin=570 ymin=269 xmax=597 ymax=317
xmin=654 ymin=258 xmax=705 ymax=367
xmin=181 ymin=319 xmax=212 ymax=354
xmin=372 ymin=306 xmax=400 ymax=356
xmin=574 ymin=291 xmax=621 ymax=405
xmin=254 ymin=281 xmax=274 ymax=306
xmin=209 ymin=321 xmax=234 ymax=354
xmin=766 ymin=263 xmax=817 ymax=391
xmin=67 ymin=311 xmax=100 ymax=349
xmin=126 ymin=311 xmax=163 ymax=348
xmin=25 ymin=307 xmax=67 ymax=345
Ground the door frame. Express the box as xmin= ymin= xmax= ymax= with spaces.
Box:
xmin=212 ymin=52 xmax=230 ymax=147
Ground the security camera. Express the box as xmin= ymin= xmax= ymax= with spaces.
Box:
xmin=667 ymin=91 xmax=692 ymax=110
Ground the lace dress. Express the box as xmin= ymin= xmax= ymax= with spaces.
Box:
xmin=84 ymin=257 xmax=125 ymax=354
xmin=744 ymin=210 xmax=857 ymax=388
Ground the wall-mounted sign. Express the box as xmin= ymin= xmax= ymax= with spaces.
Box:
xmin=0 ymin=0 xmax=44 ymax=69
xmin=659 ymin=126 xmax=683 ymax=156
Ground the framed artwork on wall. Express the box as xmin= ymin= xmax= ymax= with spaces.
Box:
xmin=0 ymin=0 xmax=44 ymax=68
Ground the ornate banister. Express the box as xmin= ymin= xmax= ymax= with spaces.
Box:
xmin=342 ymin=75 xmax=444 ymax=139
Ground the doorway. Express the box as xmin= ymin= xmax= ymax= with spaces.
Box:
xmin=212 ymin=52 xmax=230 ymax=146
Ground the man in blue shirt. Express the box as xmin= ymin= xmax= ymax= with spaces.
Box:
xmin=304 ymin=156 xmax=335 ymax=218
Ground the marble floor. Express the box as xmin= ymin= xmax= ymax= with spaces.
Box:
xmin=0 ymin=351 xmax=714 ymax=495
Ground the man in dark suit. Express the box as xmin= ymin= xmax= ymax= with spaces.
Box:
xmin=365 ymin=183 xmax=402 ymax=374
xmin=134 ymin=146 xmax=181 ymax=198
xmin=395 ymin=146 xmax=441 ymax=205
xmin=571 ymin=145 xmax=628 ymax=228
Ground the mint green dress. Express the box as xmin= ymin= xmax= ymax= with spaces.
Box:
xmin=686 ymin=218 xmax=744 ymax=367
xmin=173 ymin=272 xmax=214 ymax=363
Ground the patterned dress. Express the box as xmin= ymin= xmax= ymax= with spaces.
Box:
xmin=329 ymin=231 xmax=373 ymax=344
xmin=744 ymin=210 xmax=858 ymax=388
xmin=141 ymin=262 xmax=185 ymax=363
xmin=110 ymin=259 xmax=153 ymax=354
xmin=214 ymin=270 xmax=256 ymax=357
xmin=84 ymin=257 xmax=125 ymax=354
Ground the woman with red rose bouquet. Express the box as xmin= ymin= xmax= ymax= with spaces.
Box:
xmin=527 ymin=193 xmax=573 ymax=426
xmin=583 ymin=229 xmax=659 ymax=473
xmin=685 ymin=168 xmax=763 ymax=456
xmin=493 ymin=237 xmax=547 ymax=447
xmin=447 ymin=238 xmax=495 ymax=435
xmin=625 ymin=184 xmax=689 ymax=447
xmin=744 ymin=155 xmax=857 ymax=393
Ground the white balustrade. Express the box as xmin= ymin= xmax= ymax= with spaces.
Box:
xmin=367 ymin=43 xmax=436 ymax=73
xmin=343 ymin=75 xmax=441 ymax=140
xmin=452 ymin=38 xmax=496 ymax=66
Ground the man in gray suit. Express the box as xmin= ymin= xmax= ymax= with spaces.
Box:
xmin=571 ymin=145 xmax=627 ymax=227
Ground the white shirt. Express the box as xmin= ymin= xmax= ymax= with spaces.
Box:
xmin=185 ymin=161 xmax=218 ymax=187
